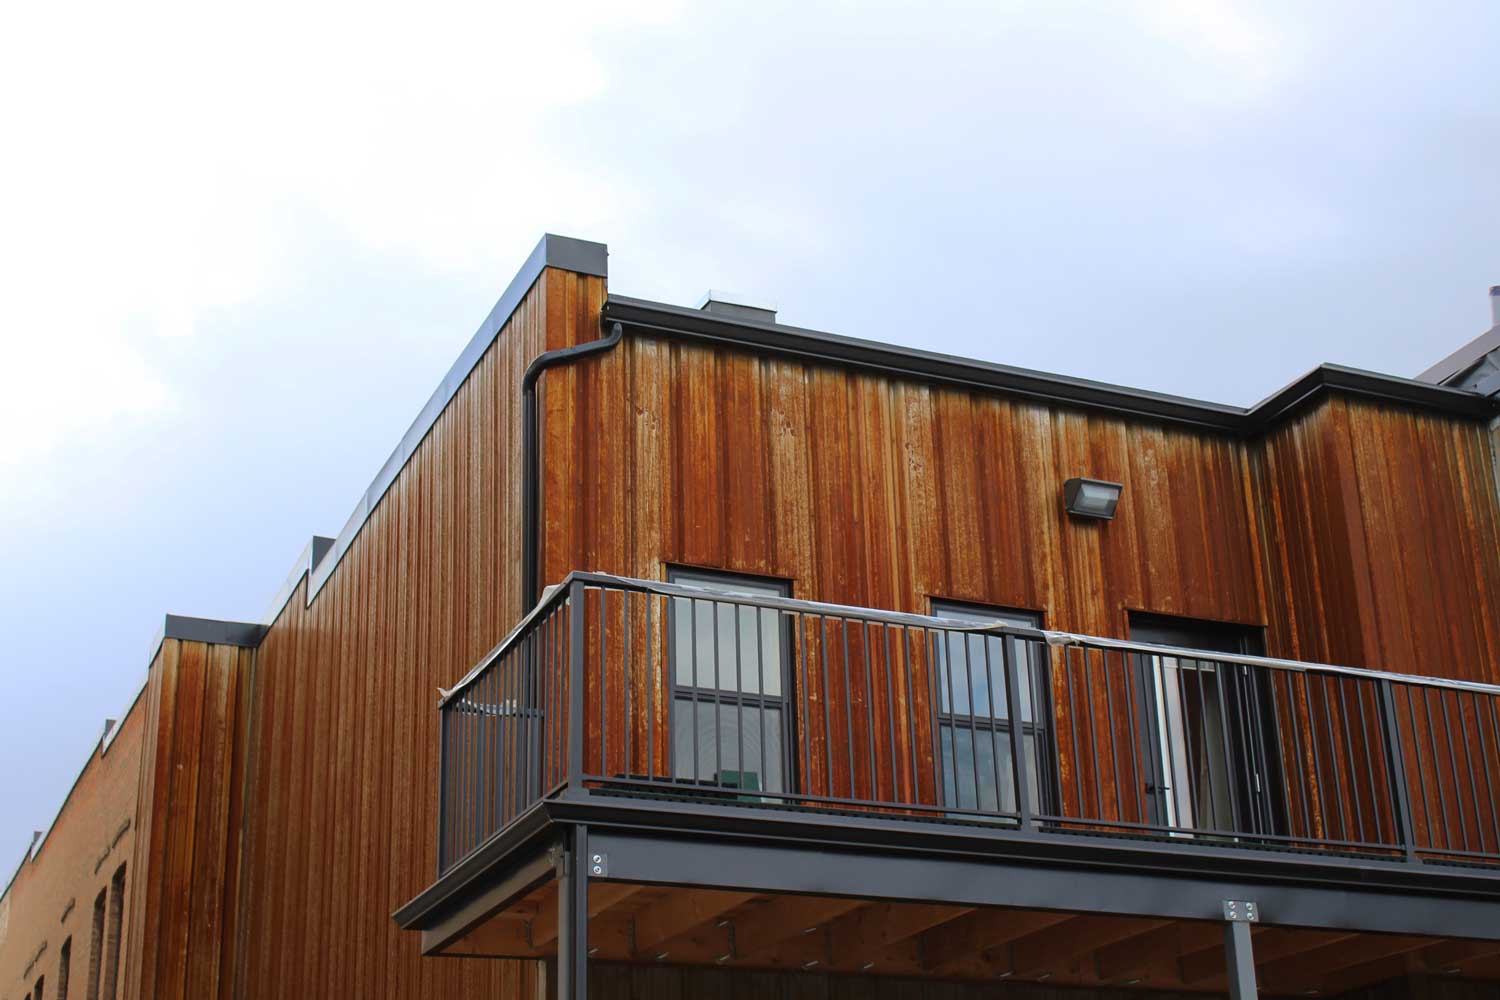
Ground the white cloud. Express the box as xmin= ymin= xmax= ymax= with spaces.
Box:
xmin=1130 ymin=0 xmax=1292 ymax=103
xmin=0 ymin=0 xmax=679 ymax=483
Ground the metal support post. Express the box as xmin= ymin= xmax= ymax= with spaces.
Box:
xmin=1223 ymin=899 xmax=1259 ymax=1000
xmin=556 ymin=825 xmax=590 ymax=1000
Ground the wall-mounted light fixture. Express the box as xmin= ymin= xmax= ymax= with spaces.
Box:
xmin=1063 ymin=478 xmax=1122 ymax=520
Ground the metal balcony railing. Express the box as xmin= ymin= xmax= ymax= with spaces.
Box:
xmin=436 ymin=572 xmax=1500 ymax=876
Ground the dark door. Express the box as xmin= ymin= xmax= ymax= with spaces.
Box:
xmin=1129 ymin=613 xmax=1287 ymax=839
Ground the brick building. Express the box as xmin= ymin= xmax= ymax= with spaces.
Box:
xmin=1 ymin=702 xmax=140 ymax=1000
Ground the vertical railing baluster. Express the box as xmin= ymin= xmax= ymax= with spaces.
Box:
xmin=1063 ymin=647 xmax=1084 ymax=822
xmin=924 ymin=626 xmax=940 ymax=809
xmin=841 ymin=619 xmax=857 ymax=801
xmin=1350 ymin=680 xmax=1383 ymax=844
xmin=980 ymin=630 xmax=1004 ymax=815
xmin=798 ymin=614 xmax=812 ymax=800
xmin=1456 ymin=691 xmax=1485 ymax=856
xmin=646 ymin=594 xmax=656 ymax=783
xmin=1101 ymin=652 xmax=1122 ymax=824
xmin=903 ymin=627 xmax=920 ymax=806
xmin=1211 ymin=657 xmax=1240 ymax=835
xmin=688 ymin=598 xmax=700 ymax=785
xmin=961 ymin=630 xmax=982 ymax=813
xmin=757 ymin=609 xmax=770 ymax=794
xmin=821 ymin=616 xmax=834 ymax=801
xmin=1319 ymin=674 xmax=1351 ymax=842
xmin=1377 ymin=679 xmax=1418 ymax=863
xmin=623 ymin=590 xmax=632 ymax=782
xmin=861 ymin=621 xmax=877 ymax=803
xmin=938 ymin=629 xmax=959 ymax=810
xmin=1477 ymin=694 xmax=1500 ymax=854
xmin=1004 ymin=634 xmax=1035 ymax=830
xmin=1084 ymin=650 xmax=1105 ymax=823
xmin=1438 ymin=689 xmax=1472 ymax=854
xmin=723 ymin=598 xmax=735 ymax=789
xmin=883 ymin=625 xmax=899 ymax=803
xmin=1421 ymin=686 xmax=1450 ymax=853
xmin=1182 ymin=659 xmax=1206 ymax=833
xmin=1120 ymin=650 xmax=1144 ymax=826
xmin=1335 ymin=677 xmax=1366 ymax=842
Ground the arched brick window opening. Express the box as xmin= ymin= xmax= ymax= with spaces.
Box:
xmin=100 ymin=865 xmax=126 ymax=1000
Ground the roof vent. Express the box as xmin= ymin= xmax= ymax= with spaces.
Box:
xmin=696 ymin=290 xmax=777 ymax=325
xmin=1491 ymin=285 xmax=1499 ymax=327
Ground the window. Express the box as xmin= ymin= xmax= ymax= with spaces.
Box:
xmin=33 ymin=976 xmax=43 ymax=1000
xmin=669 ymin=568 xmax=792 ymax=797
xmin=56 ymin=937 xmax=70 ymax=1000
xmin=85 ymin=889 xmax=104 ymax=1000
xmin=931 ymin=600 xmax=1049 ymax=817
xmin=100 ymin=865 xmax=125 ymax=1000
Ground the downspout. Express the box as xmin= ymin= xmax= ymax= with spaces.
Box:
xmin=521 ymin=320 xmax=626 ymax=608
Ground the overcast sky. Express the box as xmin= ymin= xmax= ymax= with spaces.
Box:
xmin=2 ymin=1 xmax=1497 ymax=863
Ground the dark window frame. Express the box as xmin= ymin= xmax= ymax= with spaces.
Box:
xmin=666 ymin=566 xmax=796 ymax=797
xmin=929 ymin=598 xmax=1058 ymax=819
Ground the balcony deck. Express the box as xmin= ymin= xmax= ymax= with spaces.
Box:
xmin=397 ymin=573 xmax=1500 ymax=997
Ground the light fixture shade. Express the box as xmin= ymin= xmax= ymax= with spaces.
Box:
xmin=1063 ymin=477 xmax=1122 ymax=520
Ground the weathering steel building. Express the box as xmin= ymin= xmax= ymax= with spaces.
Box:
xmin=5 ymin=237 xmax=1500 ymax=1000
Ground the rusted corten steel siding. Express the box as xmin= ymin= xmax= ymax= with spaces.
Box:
xmin=1255 ymin=396 xmax=1500 ymax=679
xmin=123 ymin=638 xmax=256 ymax=1000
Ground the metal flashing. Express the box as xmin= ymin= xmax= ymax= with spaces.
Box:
xmin=1419 ymin=324 xmax=1500 ymax=386
xmin=303 ymin=234 xmax=606 ymax=607
xmin=98 ymin=718 xmax=118 ymax=756
xmin=310 ymin=534 xmax=335 ymax=572
xmin=604 ymin=296 xmax=1500 ymax=432
xmin=161 ymin=615 xmax=267 ymax=648
xmin=260 ymin=535 xmax=335 ymax=627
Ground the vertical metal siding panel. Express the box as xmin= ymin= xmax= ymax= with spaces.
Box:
xmin=157 ymin=640 xmax=208 ymax=999
xmin=326 ymin=530 xmax=358 ymax=1000
xmin=181 ymin=643 xmax=236 ymax=999
xmin=216 ymin=645 xmax=255 ymax=1000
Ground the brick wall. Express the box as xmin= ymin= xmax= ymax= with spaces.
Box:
xmin=0 ymin=695 xmax=142 ymax=999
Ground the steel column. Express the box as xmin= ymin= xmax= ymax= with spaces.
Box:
xmin=1223 ymin=899 xmax=1259 ymax=1000
xmin=556 ymin=825 xmax=589 ymax=1000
